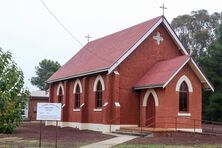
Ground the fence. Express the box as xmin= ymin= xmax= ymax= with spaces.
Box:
xmin=141 ymin=116 xmax=222 ymax=135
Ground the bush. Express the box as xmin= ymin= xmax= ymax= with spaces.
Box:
xmin=0 ymin=49 xmax=29 ymax=133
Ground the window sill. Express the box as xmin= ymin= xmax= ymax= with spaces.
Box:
xmin=93 ymin=108 xmax=102 ymax=112
xmin=177 ymin=112 xmax=191 ymax=117
xmin=115 ymin=102 xmax=120 ymax=107
xmin=80 ymin=103 xmax=84 ymax=108
xmin=73 ymin=109 xmax=80 ymax=112
xmin=103 ymin=102 xmax=108 ymax=107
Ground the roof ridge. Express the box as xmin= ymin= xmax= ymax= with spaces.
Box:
xmin=88 ymin=16 xmax=163 ymax=44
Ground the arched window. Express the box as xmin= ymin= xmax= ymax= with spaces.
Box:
xmin=58 ymin=87 xmax=63 ymax=103
xmin=95 ymin=81 xmax=103 ymax=108
xmin=179 ymin=81 xmax=189 ymax=112
xmin=74 ymin=84 xmax=81 ymax=108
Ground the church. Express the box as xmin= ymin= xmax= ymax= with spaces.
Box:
xmin=47 ymin=16 xmax=214 ymax=133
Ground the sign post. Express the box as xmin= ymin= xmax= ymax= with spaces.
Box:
xmin=39 ymin=120 xmax=42 ymax=147
xmin=55 ymin=121 xmax=58 ymax=148
xmin=37 ymin=103 xmax=61 ymax=147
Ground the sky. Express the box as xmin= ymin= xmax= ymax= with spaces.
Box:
xmin=0 ymin=0 xmax=221 ymax=91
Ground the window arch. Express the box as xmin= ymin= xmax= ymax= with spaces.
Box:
xmin=143 ymin=89 xmax=159 ymax=107
xmin=179 ymin=81 xmax=189 ymax=112
xmin=74 ymin=84 xmax=81 ymax=108
xmin=73 ymin=79 xmax=82 ymax=93
xmin=176 ymin=75 xmax=193 ymax=92
xmin=57 ymin=83 xmax=64 ymax=104
xmin=95 ymin=81 xmax=103 ymax=108
xmin=93 ymin=75 xmax=105 ymax=92
xmin=58 ymin=87 xmax=63 ymax=103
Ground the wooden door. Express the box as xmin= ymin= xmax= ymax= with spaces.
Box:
xmin=146 ymin=95 xmax=155 ymax=127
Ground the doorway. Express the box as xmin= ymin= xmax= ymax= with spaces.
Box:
xmin=145 ymin=94 xmax=155 ymax=127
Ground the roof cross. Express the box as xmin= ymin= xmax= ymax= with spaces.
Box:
xmin=85 ymin=34 xmax=92 ymax=43
xmin=160 ymin=4 xmax=167 ymax=16
xmin=153 ymin=32 xmax=164 ymax=45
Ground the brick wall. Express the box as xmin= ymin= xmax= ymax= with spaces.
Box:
xmin=28 ymin=97 xmax=48 ymax=121
xmin=117 ymin=24 xmax=183 ymax=125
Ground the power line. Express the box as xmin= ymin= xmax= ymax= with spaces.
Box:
xmin=39 ymin=0 xmax=111 ymax=63
xmin=39 ymin=0 xmax=83 ymax=46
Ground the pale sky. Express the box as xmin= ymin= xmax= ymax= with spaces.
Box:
xmin=0 ymin=0 xmax=221 ymax=91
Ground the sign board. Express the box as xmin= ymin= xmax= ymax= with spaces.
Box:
xmin=37 ymin=103 xmax=61 ymax=121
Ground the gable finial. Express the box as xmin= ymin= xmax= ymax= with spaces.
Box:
xmin=85 ymin=34 xmax=92 ymax=43
xmin=160 ymin=4 xmax=167 ymax=16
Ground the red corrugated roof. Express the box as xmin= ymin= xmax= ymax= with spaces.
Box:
xmin=134 ymin=55 xmax=190 ymax=89
xmin=48 ymin=16 xmax=162 ymax=82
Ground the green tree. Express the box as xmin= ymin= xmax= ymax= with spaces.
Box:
xmin=31 ymin=59 xmax=61 ymax=90
xmin=0 ymin=48 xmax=29 ymax=133
xmin=171 ymin=10 xmax=222 ymax=58
xmin=198 ymin=25 xmax=222 ymax=121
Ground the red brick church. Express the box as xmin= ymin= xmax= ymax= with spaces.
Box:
xmin=47 ymin=16 xmax=214 ymax=133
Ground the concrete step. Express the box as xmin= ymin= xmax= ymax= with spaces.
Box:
xmin=113 ymin=129 xmax=153 ymax=137
xmin=118 ymin=127 xmax=153 ymax=133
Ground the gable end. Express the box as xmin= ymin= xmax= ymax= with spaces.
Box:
xmin=108 ymin=17 xmax=189 ymax=74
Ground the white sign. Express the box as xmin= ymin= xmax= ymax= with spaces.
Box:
xmin=37 ymin=103 xmax=61 ymax=121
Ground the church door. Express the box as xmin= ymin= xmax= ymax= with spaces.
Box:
xmin=145 ymin=94 xmax=155 ymax=127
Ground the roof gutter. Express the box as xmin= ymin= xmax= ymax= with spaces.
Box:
xmin=47 ymin=68 xmax=109 ymax=83
xmin=134 ymin=84 xmax=163 ymax=90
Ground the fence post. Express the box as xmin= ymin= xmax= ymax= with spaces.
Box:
xmin=153 ymin=119 xmax=155 ymax=131
xmin=140 ymin=125 xmax=142 ymax=134
xmin=175 ymin=117 xmax=177 ymax=131
xmin=194 ymin=119 xmax=196 ymax=134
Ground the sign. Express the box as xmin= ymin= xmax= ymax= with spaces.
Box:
xmin=37 ymin=103 xmax=61 ymax=121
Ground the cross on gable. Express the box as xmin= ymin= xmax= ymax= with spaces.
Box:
xmin=85 ymin=34 xmax=92 ymax=43
xmin=160 ymin=4 xmax=167 ymax=16
xmin=153 ymin=32 xmax=164 ymax=45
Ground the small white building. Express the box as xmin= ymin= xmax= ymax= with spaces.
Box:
xmin=22 ymin=90 xmax=49 ymax=120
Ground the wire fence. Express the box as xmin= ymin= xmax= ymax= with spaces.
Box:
xmin=140 ymin=116 xmax=222 ymax=136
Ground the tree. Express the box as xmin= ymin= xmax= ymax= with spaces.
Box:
xmin=171 ymin=10 xmax=222 ymax=58
xmin=0 ymin=48 xmax=29 ymax=133
xmin=198 ymin=25 xmax=222 ymax=121
xmin=31 ymin=59 xmax=61 ymax=90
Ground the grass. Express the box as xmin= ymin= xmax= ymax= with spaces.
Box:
xmin=115 ymin=144 xmax=222 ymax=148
